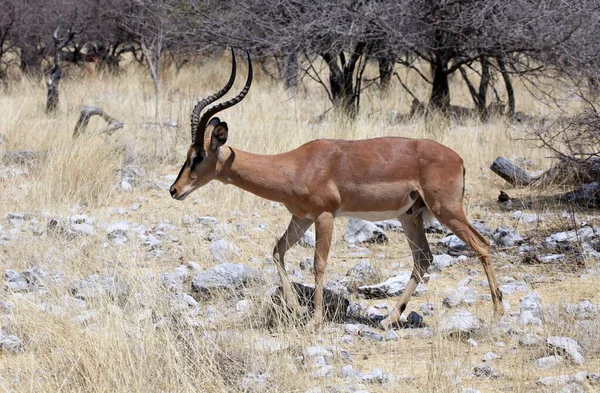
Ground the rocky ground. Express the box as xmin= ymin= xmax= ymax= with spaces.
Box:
xmin=1 ymin=164 xmax=600 ymax=393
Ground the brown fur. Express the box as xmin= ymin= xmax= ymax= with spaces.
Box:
xmin=170 ymin=136 xmax=504 ymax=329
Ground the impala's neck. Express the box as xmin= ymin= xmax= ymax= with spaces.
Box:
xmin=215 ymin=147 xmax=294 ymax=203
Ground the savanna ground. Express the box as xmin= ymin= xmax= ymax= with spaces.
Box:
xmin=0 ymin=55 xmax=599 ymax=393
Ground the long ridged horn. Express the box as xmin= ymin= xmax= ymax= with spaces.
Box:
xmin=196 ymin=50 xmax=253 ymax=142
xmin=191 ymin=48 xmax=236 ymax=144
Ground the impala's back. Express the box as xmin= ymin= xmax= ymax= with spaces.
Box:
xmin=277 ymin=137 xmax=465 ymax=221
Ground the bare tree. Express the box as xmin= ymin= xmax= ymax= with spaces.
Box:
xmin=0 ymin=2 xmax=17 ymax=79
xmin=46 ymin=9 xmax=78 ymax=114
xmin=119 ymin=0 xmax=180 ymax=120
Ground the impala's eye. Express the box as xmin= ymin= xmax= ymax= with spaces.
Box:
xmin=190 ymin=155 xmax=203 ymax=170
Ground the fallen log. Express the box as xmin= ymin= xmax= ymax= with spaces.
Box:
xmin=490 ymin=156 xmax=538 ymax=186
xmin=491 ymin=156 xmax=600 ymax=188
xmin=73 ymin=105 xmax=124 ymax=138
xmin=560 ymin=182 xmax=600 ymax=207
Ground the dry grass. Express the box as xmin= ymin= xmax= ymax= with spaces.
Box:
xmin=0 ymin=57 xmax=598 ymax=393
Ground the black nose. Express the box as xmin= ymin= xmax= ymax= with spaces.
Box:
xmin=170 ymin=187 xmax=177 ymax=198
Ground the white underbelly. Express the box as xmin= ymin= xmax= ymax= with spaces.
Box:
xmin=336 ymin=208 xmax=410 ymax=221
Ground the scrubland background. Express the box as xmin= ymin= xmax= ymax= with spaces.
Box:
xmin=0 ymin=55 xmax=598 ymax=393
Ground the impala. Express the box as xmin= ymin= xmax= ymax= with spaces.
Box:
xmin=170 ymin=49 xmax=504 ymax=330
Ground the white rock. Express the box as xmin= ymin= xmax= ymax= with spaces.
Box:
xmin=384 ymin=329 xmax=399 ymax=341
xmin=559 ymin=383 xmax=586 ymax=393
xmin=209 ymin=239 xmax=241 ymax=263
xmin=345 ymin=218 xmax=387 ymax=244
xmin=341 ymin=364 xmax=362 ymax=379
xmin=299 ymin=230 xmax=316 ymax=247
xmin=303 ymin=346 xmax=333 ymax=360
xmin=346 ymin=259 xmax=378 ymax=286
xmin=539 ymin=254 xmax=566 ymax=264
xmin=438 ymin=235 xmax=468 ymax=252
xmin=360 ymin=368 xmax=388 ymax=384
xmin=373 ymin=219 xmax=402 ymax=231
xmin=198 ymin=216 xmax=218 ymax=225
xmin=443 ymin=286 xmax=479 ymax=308
xmin=482 ymin=352 xmax=498 ymax=362
xmin=428 ymin=254 xmax=459 ymax=272
xmin=565 ymin=299 xmax=599 ymax=319
xmin=0 ymin=333 xmax=22 ymax=353
xmin=358 ymin=272 xmax=427 ymax=298
xmin=492 ymin=227 xmax=524 ymax=248
xmin=546 ymin=336 xmax=585 ymax=365
xmin=519 ymin=310 xmax=542 ymax=326
xmin=191 ymin=263 xmax=261 ymax=295
xmin=538 ymin=372 xmax=600 ymax=386
xmin=520 ymin=292 xmax=542 ymax=319
xmin=534 ymin=355 xmax=563 ymax=369
xmin=439 ymin=310 xmax=482 ymax=335
xmin=70 ymin=223 xmax=94 ymax=236
xmin=546 ymin=226 xmax=600 ymax=244
xmin=240 ymin=372 xmax=270 ymax=390
xmin=511 ymin=211 xmax=540 ymax=223
xmin=311 ymin=365 xmax=333 ymax=379
xmin=235 ymin=299 xmax=253 ymax=315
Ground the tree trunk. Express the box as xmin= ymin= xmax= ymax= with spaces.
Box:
xmin=477 ymin=57 xmax=490 ymax=113
xmin=497 ymin=56 xmax=515 ymax=117
xmin=378 ymin=55 xmax=394 ymax=93
xmin=140 ymin=40 xmax=162 ymax=121
xmin=19 ymin=45 xmax=43 ymax=75
xmin=46 ymin=63 xmax=61 ymax=113
xmin=283 ymin=51 xmax=299 ymax=92
xmin=430 ymin=53 xmax=450 ymax=111
xmin=322 ymin=43 xmax=366 ymax=118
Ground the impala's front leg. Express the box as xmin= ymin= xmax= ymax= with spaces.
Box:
xmin=273 ymin=216 xmax=313 ymax=315
xmin=311 ymin=212 xmax=334 ymax=328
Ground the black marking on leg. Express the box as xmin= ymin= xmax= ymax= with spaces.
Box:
xmin=410 ymin=190 xmax=418 ymax=200
xmin=399 ymin=303 xmax=406 ymax=314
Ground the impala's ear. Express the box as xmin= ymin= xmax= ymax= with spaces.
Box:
xmin=210 ymin=122 xmax=228 ymax=150
xmin=205 ymin=117 xmax=221 ymax=135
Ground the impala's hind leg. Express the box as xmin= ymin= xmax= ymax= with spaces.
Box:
xmin=425 ymin=199 xmax=504 ymax=319
xmin=273 ymin=216 xmax=313 ymax=314
xmin=380 ymin=210 xmax=432 ymax=331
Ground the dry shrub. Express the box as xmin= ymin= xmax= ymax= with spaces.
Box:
xmin=29 ymin=135 xmax=121 ymax=207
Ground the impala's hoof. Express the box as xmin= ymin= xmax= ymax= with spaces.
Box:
xmin=493 ymin=306 xmax=505 ymax=322
xmin=379 ymin=318 xmax=391 ymax=332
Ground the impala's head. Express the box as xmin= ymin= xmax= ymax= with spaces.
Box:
xmin=170 ymin=49 xmax=252 ymax=200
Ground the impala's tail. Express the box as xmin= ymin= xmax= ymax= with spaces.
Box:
xmin=462 ymin=166 xmax=466 ymax=199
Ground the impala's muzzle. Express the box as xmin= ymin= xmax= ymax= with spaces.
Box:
xmin=169 ymin=184 xmax=191 ymax=201
xmin=170 ymin=161 xmax=191 ymax=200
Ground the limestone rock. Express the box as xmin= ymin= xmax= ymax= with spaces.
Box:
xmin=345 ymin=218 xmax=388 ymax=244
xmin=546 ymin=336 xmax=585 ymax=365
xmin=439 ymin=310 xmax=482 ymax=336
xmin=191 ymin=263 xmax=261 ymax=296
xmin=358 ymin=272 xmax=427 ymax=299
